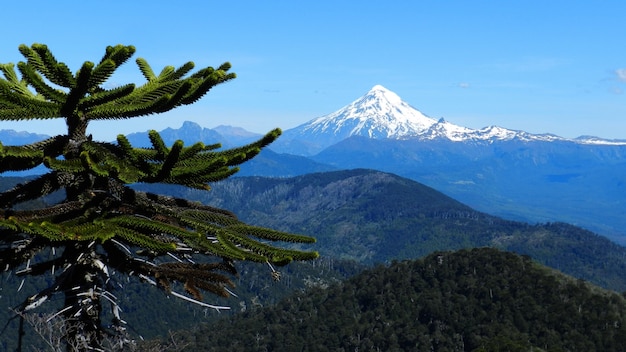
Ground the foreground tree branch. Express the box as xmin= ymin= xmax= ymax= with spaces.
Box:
xmin=0 ymin=43 xmax=318 ymax=350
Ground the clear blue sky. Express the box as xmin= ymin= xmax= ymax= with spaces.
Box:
xmin=1 ymin=1 xmax=626 ymax=140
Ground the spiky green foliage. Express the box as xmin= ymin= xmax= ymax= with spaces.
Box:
xmin=0 ymin=44 xmax=317 ymax=350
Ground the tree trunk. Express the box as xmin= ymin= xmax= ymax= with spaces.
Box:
xmin=61 ymin=242 xmax=104 ymax=351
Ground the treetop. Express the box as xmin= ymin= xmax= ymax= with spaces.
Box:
xmin=0 ymin=43 xmax=236 ymax=123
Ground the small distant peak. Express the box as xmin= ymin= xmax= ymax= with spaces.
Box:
xmin=438 ymin=117 xmax=446 ymax=123
xmin=181 ymin=121 xmax=202 ymax=129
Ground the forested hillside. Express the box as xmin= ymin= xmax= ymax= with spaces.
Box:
xmin=134 ymin=169 xmax=626 ymax=292
xmin=3 ymin=171 xmax=626 ymax=348
xmin=0 ymin=177 xmax=360 ymax=349
xmin=163 ymin=248 xmax=626 ymax=351
xmin=0 ymin=253 xmax=362 ymax=350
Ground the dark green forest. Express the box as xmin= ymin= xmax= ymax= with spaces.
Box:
xmin=0 ymin=249 xmax=362 ymax=350
xmin=164 ymin=248 xmax=626 ymax=352
xmin=135 ymin=169 xmax=626 ymax=292
xmin=3 ymin=171 xmax=626 ymax=350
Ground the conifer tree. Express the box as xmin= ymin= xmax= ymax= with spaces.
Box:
xmin=0 ymin=43 xmax=318 ymax=350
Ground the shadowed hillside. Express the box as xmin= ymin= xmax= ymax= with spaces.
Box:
xmin=134 ymin=169 xmax=626 ymax=292
xmin=160 ymin=248 xmax=626 ymax=351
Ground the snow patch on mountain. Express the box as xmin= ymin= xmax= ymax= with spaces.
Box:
xmin=424 ymin=121 xmax=565 ymax=143
xmin=574 ymin=136 xmax=626 ymax=145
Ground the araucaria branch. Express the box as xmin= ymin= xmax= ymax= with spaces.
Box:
xmin=0 ymin=44 xmax=318 ymax=350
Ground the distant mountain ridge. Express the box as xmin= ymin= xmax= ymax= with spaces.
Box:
xmin=2 ymin=86 xmax=623 ymax=150
xmin=2 ymin=85 xmax=626 ymax=244
xmin=270 ymin=85 xmax=626 ymax=155
xmin=122 ymin=120 xmax=263 ymax=149
xmin=0 ymin=129 xmax=49 ymax=145
xmin=264 ymin=85 xmax=626 ymax=244
xmin=2 ymin=85 xmax=623 ymax=149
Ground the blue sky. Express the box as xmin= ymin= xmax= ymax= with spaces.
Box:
xmin=1 ymin=1 xmax=626 ymax=140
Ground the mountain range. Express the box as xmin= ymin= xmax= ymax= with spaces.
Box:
xmin=133 ymin=169 xmax=626 ymax=292
xmin=268 ymin=86 xmax=626 ymax=245
xmin=3 ymin=95 xmax=626 ymax=349
xmin=1 ymin=85 xmax=626 ymax=245
xmin=270 ymin=85 xmax=626 ymax=156
xmin=8 ymin=167 xmax=626 ymax=348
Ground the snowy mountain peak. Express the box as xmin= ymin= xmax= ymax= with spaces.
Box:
xmin=301 ymin=85 xmax=438 ymax=139
xmin=366 ymin=84 xmax=402 ymax=106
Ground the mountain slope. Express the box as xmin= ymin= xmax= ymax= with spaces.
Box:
xmin=235 ymin=148 xmax=337 ymax=177
xmin=271 ymin=85 xmax=435 ymax=155
xmin=168 ymin=248 xmax=626 ymax=351
xmin=135 ymin=169 xmax=626 ymax=292
xmin=262 ymin=86 xmax=626 ymax=245
xmin=273 ymin=85 xmax=437 ymax=155
xmin=270 ymin=85 xmax=626 ymax=156
xmin=3 ymin=85 xmax=626 ymax=244
xmin=311 ymin=136 xmax=626 ymax=243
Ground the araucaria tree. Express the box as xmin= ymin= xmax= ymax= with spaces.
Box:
xmin=0 ymin=44 xmax=318 ymax=350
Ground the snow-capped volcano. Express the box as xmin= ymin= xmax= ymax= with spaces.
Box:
xmin=273 ymin=85 xmax=626 ymax=155
xmin=275 ymin=85 xmax=442 ymax=154
xmin=280 ymin=84 xmax=538 ymax=144
xmin=301 ymin=85 xmax=437 ymax=139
